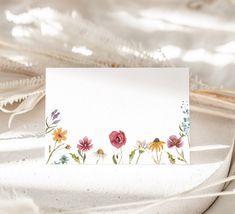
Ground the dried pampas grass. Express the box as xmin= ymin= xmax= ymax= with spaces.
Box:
xmin=190 ymin=89 xmax=235 ymax=120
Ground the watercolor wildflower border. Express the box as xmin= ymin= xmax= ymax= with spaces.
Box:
xmin=46 ymin=101 xmax=189 ymax=165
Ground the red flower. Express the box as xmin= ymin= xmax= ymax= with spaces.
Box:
xmin=77 ymin=136 xmax=93 ymax=151
xmin=109 ymin=130 xmax=126 ymax=149
xmin=167 ymin=135 xmax=184 ymax=148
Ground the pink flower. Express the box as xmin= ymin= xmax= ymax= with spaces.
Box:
xmin=77 ymin=136 xmax=93 ymax=151
xmin=109 ymin=130 xmax=126 ymax=149
xmin=167 ymin=135 xmax=184 ymax=148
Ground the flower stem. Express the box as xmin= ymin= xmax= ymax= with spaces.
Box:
xmin=46 ymin=142 xmax=65 ymax=164
xmin=152 ymin=156 xmax=158 ymax=165
xmin=45 ymin=126 xmax=56 ymax=134
xmin=96 ymin=158 xmax=100 ymax=165
xmin=158 ymin=151 xmax=162 ymax=164
xmin=156 ymin=151 xmax=159 ymax=163
xmin=45 ymin=117 xmax=57 ymax=134
xmin=119 ymin=148 xmax=123 ymax=164
xmin=136 ymin=152 xmax=141 ymax=165
xmin=153 ymin=151 xmax=162 ymax=164
xmin=46 ymin=149 xmax=55 ymax=164
xmin=176 ymin=148 xmax=187 ymax=163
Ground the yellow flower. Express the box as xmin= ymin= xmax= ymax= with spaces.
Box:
xmin=148 ymin=138 xmax=165 ymax=152
xmin=52 ymin=128 xmax=67 ymax=143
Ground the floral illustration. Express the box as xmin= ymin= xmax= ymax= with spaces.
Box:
xmin=129 ymin=140 xmax=148 ymax=164
xmin=179 ymin=101 xmax=190 ymax=138
xmin=94 ymin=148 xmax=107 ymax=164
xmin=109 ymin=130 xmax=126 ymax=164
xmin=69 ymin=136 xmax=93 ymax=164
xmin=148 ymin=138 xmax=165 ymax=164
xmin=167 ymin=135 xmax=187 ymax=163
xmin=46 ymin=127 xmax=70 ymax=164
xmin=167 ymin=152 xmax=176 ymax=164
xmin=166 ymin=101 xmax=189 ymax=164
xmin=52 ymin=128 xmax=67 ymax=143
xmin=109 ymin=130 xmax=126 ymax=148
xmin=46 ymin=101 xmax=189 ymax=165
xmin=69 ymin=153 xmax=81 ymax=164
xmin=77 ymin=136 xmax=93 ymax=151
xmin=76 ymin=136 xmax=93 ymax=164
xmin=54 ymin=155 xmax=69 ymax=164
xmin=167 ymin=135 xmax=184 ymax=148
xmin=45 ymin=109 xmax=61 ymax=134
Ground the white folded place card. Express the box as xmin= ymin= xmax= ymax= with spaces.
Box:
xmin=45 ymin=68 xmax=189 ymax=165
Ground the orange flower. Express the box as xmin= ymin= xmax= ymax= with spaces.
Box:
xmin=148 ymin=138 xmax=165 ymax=152
xmin=52 ymin=128 xmax=67 ymax=143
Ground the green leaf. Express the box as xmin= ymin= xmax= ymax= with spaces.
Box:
xmin=69 ymin=153 xmax=80 ymax=164
xmin=167 ymin=152 xmax=176 ymax=164
xmin=177 ymin=157 xmax=184 ymax=162
xmin=129 ymin=150 xmax=136 ymax=164
xmin=179 ymin=125 xmax=183 ymax=132
xmin=112 ymin=154 xmax=118 ymax=164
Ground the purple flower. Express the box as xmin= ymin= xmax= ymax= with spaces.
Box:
xmin=52 ymin=119 xmax=61 ymax=125
xmin=53 ymin=112 xmax=60 ymax=120
xmin=51 ymin=109 xmax=58 ymax=117
xmin=167 ymin=135 xmax=184 ymax=148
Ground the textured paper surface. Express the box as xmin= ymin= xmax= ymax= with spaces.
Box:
xmin=45 ymin=68 xmax=189 ymax=164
